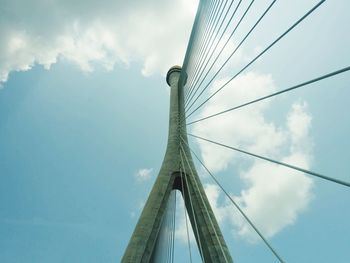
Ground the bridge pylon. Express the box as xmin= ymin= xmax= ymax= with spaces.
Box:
xmin=121 ymin=66 xmax=233 ymax=263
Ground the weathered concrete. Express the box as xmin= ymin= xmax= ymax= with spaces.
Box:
xmin=121 ymin=66 xmax=233 ymax=263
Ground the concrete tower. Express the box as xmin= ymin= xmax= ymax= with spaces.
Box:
xmin=121 ymin=66 xmax=233 ymax=262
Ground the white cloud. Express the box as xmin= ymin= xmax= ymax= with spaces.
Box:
xmin=232 ymin=162 xmax=313 ymax=241
xmin=0 ymin=0 xmax=198 ymax=85
xmin=190 ymin=70 xmax=315 ymax=241
xmin=204 ymin=183 xmax=227 ymax=224
xmin=192 ymin=72 xmax=285 ymax=172
xmin=135 ymin=168 xmax=153 ymax=182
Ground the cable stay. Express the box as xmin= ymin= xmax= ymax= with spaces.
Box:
xmin=152 ymin=190 xmax=177 ymax=262
xmin=171 ymin=190 xmax=176 ymax=263
xmin=185 ymin=0 xmax=246 ymax=105
xmin=183 ymin=1 xmax=214 ymax=96
xmin=186 ymin=0 xmax=230 ymax=101
xmin=180 ymin=150 xmax=205 ymax=262
xmin=180 ymin=166 xmax=193 ymax=263
xmin=185 ymin=0 xmax=278 ymax=111
xmin=187 ymin=65 xmax=350 ymax=125
xmin=186 ymin=0 xmax=326 ymax=119
xmin=181 ymin=137 xmax=285 ymax=263
xmin=182 ymin=0 xmax=216 ymax=96
xmin=188 ymin=133 xmax=350 ymax=188
xmin=168 ymin=192 xmax=175 ymax=262
xmin=186 ymin=0 xmax=221 ymax=90
xmin=185 ymin=0 xmax=239 ymax=103
xmin=180 ymin=141 xmax=229 ymax=263
xmin=185 ymin=0 xmax=239 ymax=102
xmin=186 ymin=0 xmax=257 ymax=110
xmin=185 ymin=0 xmax=234 ymax=101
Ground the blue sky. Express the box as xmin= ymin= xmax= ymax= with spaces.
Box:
xmin=0 ymin=0 xmax=349 ymax=262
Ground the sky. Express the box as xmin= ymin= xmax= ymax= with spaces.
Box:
xmin=0 ymin=0 xmax=349 ymax=262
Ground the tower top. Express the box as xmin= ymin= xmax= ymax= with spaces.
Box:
xmin=166 ymin=65 xmax=182 ymax=86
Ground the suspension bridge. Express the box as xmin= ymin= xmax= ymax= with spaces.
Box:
xmin=122 ymin=0 xmax=349 ymax=262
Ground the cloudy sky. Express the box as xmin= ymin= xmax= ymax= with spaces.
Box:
xmin=0 ymin=0 xmax=349 ymax=262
